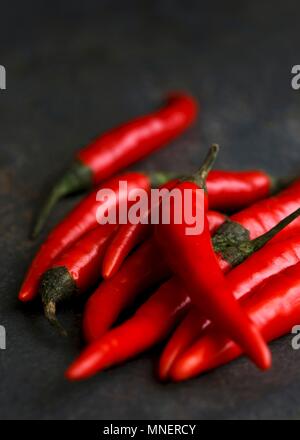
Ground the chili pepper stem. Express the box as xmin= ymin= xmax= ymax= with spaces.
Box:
xmin=40 ymin=266 xmax=78 ymax=335
xmin=43 ymin=300 xmax=68 ymax=337
xmin=31 ymin=161 xmax=92 ymax=238
xmin=192 ymin=144 xmax=219 ymax=189
xmin=213 ymin=207 xmax=300 ymax=267
xmin=250 ymin=207 xmax=300 ymax=251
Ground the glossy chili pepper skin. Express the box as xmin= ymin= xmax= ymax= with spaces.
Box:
xmin=83 ymin=211 xmax=226 ymax=343
xmin=86 ymin=180 xmax=300 ymax=344
xmin=101 ymin=179 xmax=180 ymax=279
xmin=70 ymin=212 xmax=300 ymax=380
xmin=83 ymin=239 xmax=171 ymax=342
xmin=230 ymin=179 xmax=300 ymax=240
xmin=80 ymin=209 xmax=300 ymax=377
xmin=154 ymin=145 xmax=271 ymax=370
xmin=40 ymin=224 xmax=116 ymax=333
xmin=79 ymin=94 xmax=197 ymax=184
xmin=19 ymin=173 xmax=150 ymax=302
xmin=32 ymin=94 xmax=198 ymax=237
xmin=101 ymin=169 xmax=289 ymax=279
xmin=102 ymin=200 xmax=228 ymax=281
xmin=155 ymin=176 xmax=271 ymax=371
xmin=159 ymin=222 xmax=300 ymax=380
xmin=171 ymin=263 xmax=300 ymax=381
xmin=85 ymin=175 xmax=300 ymax=350
xmin=102 ymin=222 xmax=152 ymax=279
xmin=206 ymin=170 xmax=272 ymax=212
xmin=66 ymin=279 xmax=189 ymax=381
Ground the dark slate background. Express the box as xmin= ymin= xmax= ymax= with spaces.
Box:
xmin=1 ymin=0 xmax=300 ymax=420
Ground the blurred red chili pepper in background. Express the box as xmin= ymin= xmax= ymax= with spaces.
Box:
xmin=32 ymin=93 xmax=198 ymax=237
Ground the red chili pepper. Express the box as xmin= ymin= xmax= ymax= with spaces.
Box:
xmin=170 ymin=262 xmax=300 ymax=381
xmin=83 ymin=210 xmax=226 ymax=342
xmin=230 ymin=179 xmax=300 ymax=240
xmin=101 ymin=179 xmax=180 ymax=278
xmin=201 ymin=168 xmax=282 ymax=211
xmin=155 ymin=145 xmax=271 ymax=370
xmin=32 ymin=93 xmax=198 ymax=237
xmin=74 ymin=209 xmax=300 ymax=380
xmin=86 ymin=194 xmax=300 ymax=345
xmin=159 ymin=220 xmax=300 ymax=380
xmin=102 ymin=170 xmax=291 ymax=279
xmin=19 ymin=172 xmax=150 ymax=302
xmin=39 ymin=223 xmax=116 ymax=335
xmin=83 ymin=240 xmax=171 ymax=342
xmin=206 ymin=170 xmax=279 ymax=212
xmin=212 ymin=178 xmax=300 ymax=274
xmin=66 ymin=278 xmax=189 ymax=381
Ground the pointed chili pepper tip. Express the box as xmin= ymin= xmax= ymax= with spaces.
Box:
xmin=65 ymin=363 xmax=86 ymax=381
xmin=169 ymin=358 xmax=197 ymax=383
xmin=157 ymin=364 xmax=172 ymax=383
xmin=65 ymin=355 xmax=99 ymax=381
xmin=18 ymin=289 xmax=32 ymax=302
xmin=31 ymin=160 xmax=92 ymax=239
xmin=170 ymin=340 xmax=272 ymax=382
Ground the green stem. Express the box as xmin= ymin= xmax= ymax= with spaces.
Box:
xmin=148 ymin=171 xmax=181 ymax=187
xmin=192 ymin=144 xmax=220 ymax=189
xmin=214 ymin=207 xmax=300 ymax=267
xmin=250 ymin=207 xmax=300 ymax=252
xmin=31 ymin=160 xmax=92 ymax=238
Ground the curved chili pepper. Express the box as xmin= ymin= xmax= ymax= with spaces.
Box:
xmin=39 ymin=224 xmax=116 ymax=335
xmin=155 ymin=145 xmax=271 ymax=370
xmin=83 ymin=210 xmax=224 ymax=342
xmin=19 ymin=172 xmax=150 ymax=302
xmin=101 ymin=170 xmax=291 ymax=279
xmin=76 ymin=210 xmax=300 ymax=380
xmin=32 ymin=93 xmax=198 ymax=237
xmin=170 ymin=262 xmax=300 ymax=381
xmin=159 ymin=215 xmax=300 ymax=380
xmin=66 ymin=278 xmax=189 ymax=381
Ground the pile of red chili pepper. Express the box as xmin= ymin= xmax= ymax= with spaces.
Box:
xmin=19 ymin=92 xmax=300 ymax=383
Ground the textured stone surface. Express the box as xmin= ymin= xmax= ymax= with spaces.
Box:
xmin=1 ymin=0 xmax=300 ymax=420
